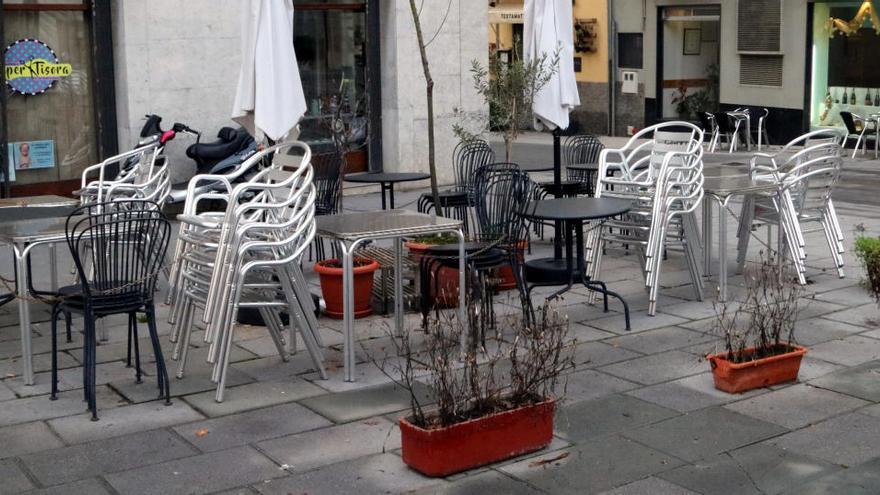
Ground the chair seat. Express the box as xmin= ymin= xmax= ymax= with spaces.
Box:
xmin=424 ymin=242 xmax=506 ymax=270
xmin=55 ymin=284 xmax=148 ymax=315
xmin=419 ymin=190 xmax=470 ymax=207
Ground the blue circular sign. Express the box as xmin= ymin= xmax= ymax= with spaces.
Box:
xmin=4 ymin=38 xmax=72 ymax=96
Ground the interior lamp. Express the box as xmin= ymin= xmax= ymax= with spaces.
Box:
xmin=825 ymin=1 xmax=880 ymax=37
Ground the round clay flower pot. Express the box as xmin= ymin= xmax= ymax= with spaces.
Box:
xmin=313 ymin=258 xmax=379 ymax=319
xmin=406 ymin=241 xmax=459 ymax=308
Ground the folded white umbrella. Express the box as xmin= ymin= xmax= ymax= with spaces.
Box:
xmin=231 ymin=0 xmax=307 ymax=143
xmin=524 ymin=0 xmax=580 ymax=131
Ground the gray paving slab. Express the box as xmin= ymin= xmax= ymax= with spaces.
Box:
xmin=807 ymin=335 xmax=880 ymax=366
xmin=20 ymin=429 xmax=197 ymax=487
xmin=813 ymin=285 xmax=876 ymax=307
xmin=173 ymin=402 xmax=331 ymax=452
xmin=556 ymin=394 xmax=678 ymax=442
xmin=560 ymin=369 xmax=640 ymax=404
xmin=597 ymin=477 xmax=699 ymax=495
xmin=604 ymin=326 xmax=715 ymax=355
xmin=790 ymin=317 xmax=868 ymax=346
xmin=658 ymin=299 xmax=729 ymax=321
xmin=6 ymin=361 xmax=135 ymax=398
xmin=0 ymin=351 xmax=79 ymax=377
xmin=254 ymin=453 xmax=442 ymax=495
xmin=821 ymin=304 xmax=880 ymax=329
xmin=0 ymin=386 xmax=123 ymax=428
xmin=0 ymin=421 xmax=64 ymax=459
xmin=67 ymin=337 xmax=177 ymax=366
xmin=784 ymin=457 xmax=880 ymax=495
xmin=622 ymin=407 xmax=788 ymax=462
xmin=47 ymin=400 xmax=204 ymax=444
xmin=626 ymin=373 xmax=768 ymax=413
xmin=724 ymin=384 xmax=869 ymax=429
xmin=796 ymin=299 xmax=849 ymax=320
xmin=599 ymin=350 xmax=706 ymax=385
xmin=795 ymin=356 xmax=845 ymax=381
xmin=585 ymin=311 xmax=689 ymax=335
xmin=0 ymin=380 xmax=16 ymax=402
xmin=231 ymin=352 xmax=343 ymax=381
xmin=498 ymin=438 xmax=684 ymax=495
xmin=182 ymin=378 xmax=324 ymax=417
xmin=299 ymin=381 xmax=433 ymax=424
xmin=659 ymin=443 xmax=839 ymax=495
xmin=410 ymin=471 xmax=541 ymax=494
xmin=105 ymin=445 xmax=284 ymax=495
xmin=256 ymin=417 xmax=400 ymax=474
xmin=18 ymin=478 xmax=113 ymax=495
xmin=767 ymin=412 xmax=880 ymax=466
xmin=568 ymin=322 xmax=618 ymax=343
xmin=809 ymin=360 xmax=880 ymax=401
xmin=0 ymin=458 xmax=36 ymax=495
xmin=571 ymin=341 xmax=642 ymax=368
xmin=112 ymin=364 xmax=252 ymax=403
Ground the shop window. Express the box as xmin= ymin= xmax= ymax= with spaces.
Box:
xmin=618 ymin=33 xmax=643 ymax=69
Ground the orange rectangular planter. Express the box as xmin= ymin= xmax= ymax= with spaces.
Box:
xmin=400 ymin=399 xmax=555 ymax=477
xmin=708 ymin=344 xmax=807 ymax=393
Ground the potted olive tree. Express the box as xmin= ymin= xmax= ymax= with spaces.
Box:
xmin=374 ymin=302 xmax=574 ymax=477
xmin=707 ymin=259 xmax=806 ymax=393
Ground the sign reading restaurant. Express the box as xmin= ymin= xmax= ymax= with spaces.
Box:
xmin=488 ymin=7 xmax=524 ymax=24
xmin=4 ymin=39 xmax=73 ymax=96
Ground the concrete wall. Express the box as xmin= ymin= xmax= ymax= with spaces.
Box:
xmin=380 ymin=0 xmax=488 ymax=185
xmin=111 ymin=0 xmax=241 ymax=181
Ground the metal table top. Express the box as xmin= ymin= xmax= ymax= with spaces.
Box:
xmin=521 ymin=197 xmax=632 ymax=222
xmin=0 ymin=217 xmax=69 ymax=244
xmin=343 ymin=172 xmax=431 ymax=184
xmin=316 ymin=209 xmax=462 ymax=241
xmin=703 ymin=167 xmax=776 ymax=200
xmin=566 ymin=163 xmax=599 ymax=171
xmin=0 ymin=195 xmax=77 ymax=208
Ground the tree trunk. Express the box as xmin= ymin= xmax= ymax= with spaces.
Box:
xmin=408 ymin=0 xmax=442 ymax=212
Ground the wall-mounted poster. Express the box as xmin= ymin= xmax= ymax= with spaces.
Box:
xmin=4 ymin=38 xmax=73 ymax=96
xmin=683 ymin=29 xmax=702 ymax=56
xmin=9 ymin=140 xmax=55 ymax=170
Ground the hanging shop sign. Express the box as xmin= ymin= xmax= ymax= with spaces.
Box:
xmin=4 ymin=39 xmax=73 ymax=96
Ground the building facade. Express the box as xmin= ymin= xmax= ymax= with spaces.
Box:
xmin=1 ymin=0 xmax=487 ymax=194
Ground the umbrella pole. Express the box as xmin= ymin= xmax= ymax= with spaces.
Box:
xmin=553 ymin=128 xmax=563 ymax=259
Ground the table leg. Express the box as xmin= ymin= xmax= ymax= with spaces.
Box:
xmin=388 ymin=183 xmax=396 ymax=210
xmin=547 ymin=221 xmax=576 ymax=300
xmin=393 ymin=237 xmax=404 ymax=337
xmin=49 ymin=244 xmax=58 ymax=291
xmin=342 ymin=241 xmax=356 ymax=382
xmin=380 ymin=183 xmax=387 ymax=210
xmin=16 ymin=245 xmax=34 ymax=385
xmin=703 ymin=198 xmax=712 ymax=276
xmin=718 ymin=199 xmax=728 ymax=303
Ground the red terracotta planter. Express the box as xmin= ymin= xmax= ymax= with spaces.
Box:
xmin=400 ymin=399 xmax=556 ymax=477
xmin=313 ymin=258 xmax=378 ymax=319
xmin=496 ymin=240 xmax=528 ymax=290
xmin=406 ymin=241 xmax=459 ymax=308
xmin=708 ymin=344 xmax=808 ymax=393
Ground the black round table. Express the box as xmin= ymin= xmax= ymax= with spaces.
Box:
xmin=344 ymin=172 xmax=431 ymax=209
xmin=520 ymin=197 xmax=633 ymax=330
xmin=517 ymin=163 xmax=555 ymax=173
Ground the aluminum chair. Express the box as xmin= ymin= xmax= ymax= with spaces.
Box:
xmin=585 ymin=122 xmax=706 ymax=316
xmin=78 ymin=143 xmax=163 ymax=204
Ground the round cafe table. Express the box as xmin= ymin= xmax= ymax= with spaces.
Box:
xmin=344 ymin=172 xmax=430 ymax=210
xmin=520 ymin=197 xmax=633 ymax=330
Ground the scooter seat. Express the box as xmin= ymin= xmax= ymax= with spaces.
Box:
xmin=186 ymin=129 xmax=253 ymax=163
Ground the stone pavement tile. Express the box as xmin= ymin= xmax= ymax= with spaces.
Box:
xmin=795 ymin=357 xmax=845 ymax=382
xmin=809 ymin=360 xmax=880 ymax=401
xmin=0 ymin=421 xmax=64 ymax=459
xmin=112 ymin=364 xmax=252 ymax=403
xmin=724 ymin=384 xmax=869 ymax=429
xmin=254 ymin=453 xmax=442 ymax=495
xmin=182 ymin=378 xmax=324 ymax=417
xmin=784 ymin=457 xmax=880 ymax=495
xmin=790 ymin=318 xmax=868 ymax=346
xmin=105 ymin=445 xmax=283 ymax=495
xmin=864 ymin=328 xmax=880 ymax=339
xmin=659 ymin=443 xmax=838 ymax=495
xmin=18 ymin=478 xmax=113 ymax=495
xmin=20 ymin=429 xmax=197 ymax=487
xmin=498 ymin=438 xmax=683 ymax=495
xmin=47 ymin=400 xmax=204 ymax=444
xmin=820 ymin=304 xmax=880 ymax=329
xmin=568 ymin=322 xmax=617 ymax=343
xmin=559 ymin=369 xmax=640 ymax=405
xmin=605 ymin=326 xmax=715 ymax=355
xmin=0 ymin=386 xmax=123 ymax=428
xmin=797 ymin=299 xmax=849 ymax=320
xmin=813 ymin=285 xmax=875 ymax=307
xmin=599 ymin=350 xmax=705 ymax=385
xmin=209 ymin=489 xmax=257 ymax=495
xmin=626 ymin=373 xmax=767 ymax=413
xmin=585 ymin=311 xmax=689 ymax=335
xmin=231 ymin=350 xmax=344 ymax=381
xmin=622 ymin=407 xmax=788 ymax=463
xmin=0 ymin=351 xmax=79 ymax=377
xmin=234 ymin=330 xmax=342 ymax=358
xmin=555 ymin=394 xmax=678 ymax=442
xmin=256 ymin=417 xmax=401 ymax=474
xmin=173 ymin=402 xmax=331 ymax=452
xmin=299 ymin=382 xmax=433 ymax=424
xmin=302 ymin=357 xmax=403 ymax=393
xmin=411 ymin=471 xmax=541 ymax=494
xmin=6 ymin=361 xmax=134 ymax=398
xmin=679 ymin=317 xmax=716 ymax=333
xmin=557 ymin=303 xmax=623 ymax=325
xmin=807 ymin=335 xmax=880 ymax=366
xmin=597 ymin=477 xmax=698 ymax=495
xmin=67 ymin=337 xmax=177 ymax=366
xmin=0 ymin=380 xmax=17 ymax=402
xmin=572 ymin=341 xmax=642 ymax=368
xmin=0 ymin=458 xmax=36 ymax=494
xmin=767 ymin=412 xmax=880 ymax=466
xmin=658 ymin=300 xmax=728 ymax=321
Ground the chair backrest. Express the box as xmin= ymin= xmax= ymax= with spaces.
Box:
xmin=564 ymin=135 xmax=605 ymax=166
xmin=698 ymin=113 xmax=715 ymax=134
xmin=473 ymin=167 xmax=535 ymax=243
xmin=712 ymin=112 xmax=734 ymax=133
xmin=455 ymin=140 xmax=495 ymax=196
xmin=839 ymin=111 xmax=860 ymax=135
xmin=66 ymin=200 xmax=171 ymax=302
xmin=781 ymin=153 xmax=842 ymax=214
xmin=311 ymin=151 xmax=344 ymax=215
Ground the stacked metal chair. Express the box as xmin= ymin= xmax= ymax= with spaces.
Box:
xmin=736 ymin=130 xmax=847 ymax=283
xmin=167 ymin=142 xmax=325 ymax=402
xmin=78 ymin=142 xmax=170 ymax=206
xmin=585 ymin=122 xmax=706 ymax=316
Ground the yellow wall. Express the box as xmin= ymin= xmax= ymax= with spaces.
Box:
xmin=488 ymin=0 xmax=608 ymax=84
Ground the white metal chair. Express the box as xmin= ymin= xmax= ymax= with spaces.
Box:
xmin=840 ymin=111 xmax=877 ymax=159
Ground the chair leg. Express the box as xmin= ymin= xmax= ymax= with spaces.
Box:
xmin=50 ymin=304 xmax=62 ymax=401
xmin=131 ymin=313 xmax=143 ymax=384
xmin=65 ymin=312 xmax=72 ymax=343
xmin=146 ymin=304 xmax=172 ymax=405
xmin=85 ymin=312 xmax=98 ymax=421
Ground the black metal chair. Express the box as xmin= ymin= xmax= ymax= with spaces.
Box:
xmin=50 ymin=200 xmax=172 ymax=420
xmin=840 ymin=111 xmax=876 ymax=159
xmin=311 ymin=151 xmax=344 ymax=261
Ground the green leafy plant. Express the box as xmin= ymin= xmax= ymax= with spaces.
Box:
xmin=854 ymin=232 xmax=880 ymax=303
xmin=670 ymin=64 xmax=720 ymax=119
